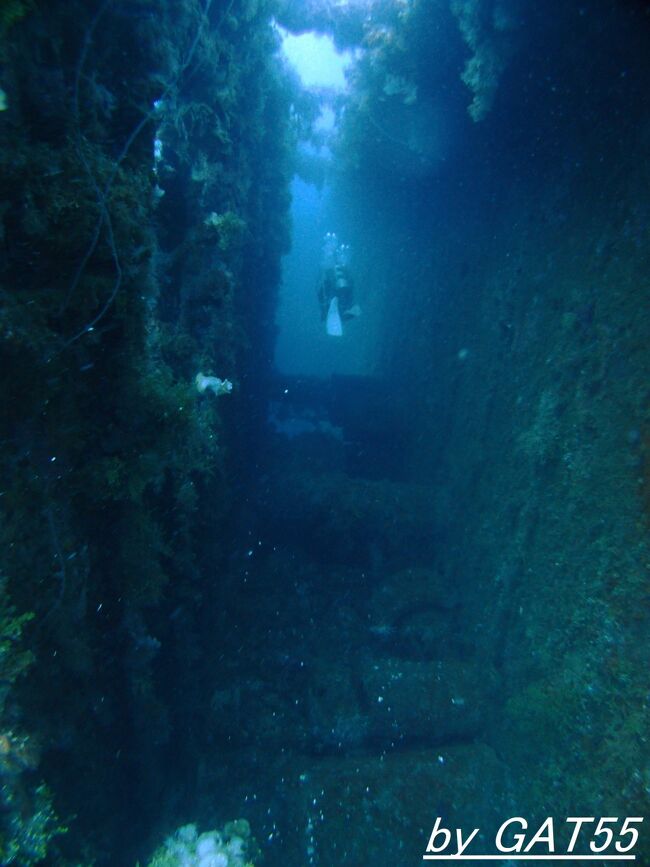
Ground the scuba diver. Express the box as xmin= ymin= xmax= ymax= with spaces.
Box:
xmin=318 ymin=233 xmax=361 ymax=337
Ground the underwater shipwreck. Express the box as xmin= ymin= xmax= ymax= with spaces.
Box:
xmin=1 ymin=0 xmax=649 ymax=864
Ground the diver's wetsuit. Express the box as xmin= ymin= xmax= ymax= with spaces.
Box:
xmin=318 ymin=264 xmax=355 ymax=320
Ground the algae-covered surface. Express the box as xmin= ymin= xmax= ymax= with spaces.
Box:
xmin=0 ymin=0 xmax=649 ymax=864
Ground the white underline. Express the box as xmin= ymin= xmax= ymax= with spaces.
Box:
xmin=422 ymin=856 xmax=635 ymax=861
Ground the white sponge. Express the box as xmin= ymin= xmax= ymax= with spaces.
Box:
xmin=195 ymin=373 xmax=233 ymax=396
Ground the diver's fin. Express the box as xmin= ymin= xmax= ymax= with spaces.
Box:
xmin=343 ymin=304 xmax=361 ymax=318
xmin=326 ymin=297 xmax=343 ymax=337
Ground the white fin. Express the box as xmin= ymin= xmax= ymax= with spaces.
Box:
xmin=326 ymin=297 xmax=343 ymax=337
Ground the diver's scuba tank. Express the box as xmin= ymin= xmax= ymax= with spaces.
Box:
xmin=335 ymin=265 xmax=349 ymax=291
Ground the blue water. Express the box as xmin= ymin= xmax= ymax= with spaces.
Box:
xmin=0 ymin=1 xmax=649 ymax=865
